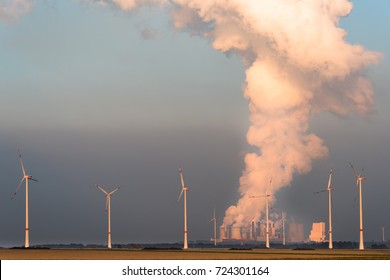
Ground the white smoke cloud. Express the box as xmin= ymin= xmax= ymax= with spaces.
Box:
xmin=112 ymin=0 xmax=166 ymax=10
xmin=89 ymin=0 xmax=166 ymax=10
xmin=0 ymin=0 xmax=31 ymax=23
xmin=92 ymin=0 xmax=382 ymax=228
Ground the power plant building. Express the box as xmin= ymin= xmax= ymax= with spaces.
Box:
xmin=219 ymin=225 xmax=227 ymax=240
xmin=231 ymin=226 xmax=242 ymax=240
xmin=288 ymin=223 xmax=305 ymax=243
xmin=219 ymin=220 xmax=283 ymax=242
xmin=309 ymin=222 xmax=326 ymax=242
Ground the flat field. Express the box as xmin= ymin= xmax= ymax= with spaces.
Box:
xmin=1 ymin=248 xmax=390 ymax=260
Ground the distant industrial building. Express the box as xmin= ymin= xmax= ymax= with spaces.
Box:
xmin=219 ymin=220 xmax=284 ymax=243
xmin=309 ymin=222 xmax=326 ymax=242
xmin=288 ymin=223 xmax=305 ymax=243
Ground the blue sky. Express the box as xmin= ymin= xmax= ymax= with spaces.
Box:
xmin=0 ymin=0 xmax=389 ymax=246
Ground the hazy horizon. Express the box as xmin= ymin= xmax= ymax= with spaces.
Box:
xmin=1 ymin=0 xmax=389 ymax=247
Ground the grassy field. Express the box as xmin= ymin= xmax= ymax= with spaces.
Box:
xmin=1 ymin=248 xmax=390 ymax=260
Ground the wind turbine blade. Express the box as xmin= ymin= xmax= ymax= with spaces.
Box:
xmin=12 ymin=178 xmax=25 ymax=200
xmin=250 ymin=194 xmax=264 ymax=198
xmin=349 ymin=162 xmax=359 ymax=178
xmin=179 ymin=168 xmax=185 ymax=190
xmin=18 ymin=149 xmax=26 ymax=177
xmin=208 ymin=207 xmax=216 ymax=223
xmin=352 ymin=179 xmax=359 ymax=208
xmin=327 ymin=169 xmax=332 ymax=190
xmin=29 ymin=178 xmax=39 ymax=182
xmin=105 ymin=197 xmax=109 ymax=212
xmin=314 ymin=189 xmax=328 ymax=194
xmin=266 ymin=177 xmax=272 ymax=195
xmin=178 ymin=189 xmax=183 ymax=201
xmin=359 ymin=167 xmax=364 ymax=178
xmin=109 ymin=187 xmax=120 ymax=196
xmin=96 ymin=184 xmax=108 ymax=195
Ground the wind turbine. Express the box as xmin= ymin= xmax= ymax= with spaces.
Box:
xmin=349 ymin=162 xmax=366 ymax=250
xmin=178 ymin=168 xmax=189 ymax=249
xmin=96 ymin=184 xmax=120 ymax=249
xmin=250 ymin=178 xmax=272 ymax=248
xmin=381 ymin=226 xmax=385 ymax=244
xmin=315 ymin=169 xmax=334 ymax=249
xmin=281 ymin=211 xmax=287 ymax=246
xmin=209 ymin=207 xmax=217 ymax=246
xmin=11 ymin=150 xmax=38 ymax=248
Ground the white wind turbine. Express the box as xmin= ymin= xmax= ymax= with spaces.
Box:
xmin=315 ymin=169 xmax=334 ymax=249
xmin=281 ymin=211 xmax=287 ymax=246
xmin=96 ymin=184 xmax=120 ymax=249
xmin=209 ymin=207 xmax=217 ymax=246
xmin=178 ymin=168 xmax=189 ymax=250
xmin=382 ymin=226 xmax=385 ymax=244
xmin=11 ymin=150 xmax=38 ymax=248
xmin=349 ymin=162 xmax=366 ymax=250
xmin=250 ymin=178 xmax=272 ymax=248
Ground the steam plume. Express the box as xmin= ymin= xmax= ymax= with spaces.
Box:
xmin=94 ymin=0 xmax=383 ymax=228
xmin=0 ymin=0 xmax=31 ymax=23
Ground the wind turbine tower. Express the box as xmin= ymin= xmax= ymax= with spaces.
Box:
xmin=281 ymin=211 xmax=287 ymax=246
xmin=12 ymin=150 xmax=38 ymax=248
xmin=350 ymin=163 xmax=366 ymax=250
xmin=209 ymin=207 xmax=217 ymax=246
xmin=315 ymin=169 xmax=334 ymax=249
xmin=382 ymin=226 xmax=385 ymax=244
xmin=178 ymin=168 xmax=189 ymax=249
xmin=96 ymin=185 xmax=120 ymax=249
xmin=250 ymin=178 xmax=272 ymax=248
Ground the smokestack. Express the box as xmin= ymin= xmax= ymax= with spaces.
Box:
xmin=250 ymin=220 xmax=255 ymax=240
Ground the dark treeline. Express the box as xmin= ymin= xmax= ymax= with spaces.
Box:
xmin=6 ymin=241 xmax=389 ymax=250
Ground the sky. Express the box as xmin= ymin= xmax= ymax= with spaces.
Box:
xmin=0 ymin=0 xmax=389 ymax=247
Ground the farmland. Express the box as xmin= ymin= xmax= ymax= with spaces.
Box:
xmin=1 ymin=248 xmax=390 ymax=260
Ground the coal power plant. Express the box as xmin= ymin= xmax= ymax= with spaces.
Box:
xmin=219 ymin=220 xmax=304 ymax=244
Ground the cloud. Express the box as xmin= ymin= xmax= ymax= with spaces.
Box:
xmin=0 ymin=0 xmax=32 ymax=23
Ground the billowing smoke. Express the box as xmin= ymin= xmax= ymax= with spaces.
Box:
xmin=91 ymin=0 xmax=166 ymax=10
xmin=93 ymin=0 xmax=381 ymax=230
xmin=0 ymin=0 xmax=31 ymax=23
xmin=1 ymin=0 xmax=382 ymax=236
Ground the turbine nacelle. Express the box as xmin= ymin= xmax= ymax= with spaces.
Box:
xmin=178 ymin=187 xmax=189 ymax=201
xmin=96 ymin=184 xmax=120 ymax=210
xmin=350 ymin=162 xmax=366 ymax=182
xmin=26 ymin=175 xmax=38 ymax=182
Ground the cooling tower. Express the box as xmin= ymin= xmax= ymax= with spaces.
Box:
xmin=288 ymin=223 xmax=305 ymax=243
xmin=219 ymin=225 xmax=226 ymax=240
xmin=231 ymin=226 xmax=242 ymax=240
